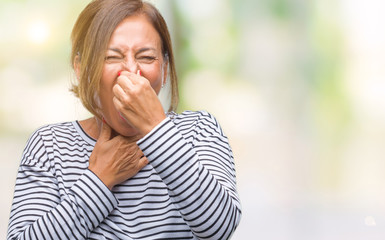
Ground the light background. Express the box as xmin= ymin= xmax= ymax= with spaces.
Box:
xmin=1 ymin=0 xmax=385 ymax=239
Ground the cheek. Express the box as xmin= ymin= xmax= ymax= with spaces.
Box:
xmin=101 ymin=64 xmax=119 ymax=83
xmin=140 ymin=65 xmax=163 ymax=91
xmin=99 ymin=67 xmax=118 ymax=104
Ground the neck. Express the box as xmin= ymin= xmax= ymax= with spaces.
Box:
xmin=79 ymin=117 xmax=100 ymax=140
xmin=79 ymin=116 xmax=141 ymax=142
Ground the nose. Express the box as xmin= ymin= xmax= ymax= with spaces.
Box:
xmin=122 ymin=56 xmax=139 ymax=73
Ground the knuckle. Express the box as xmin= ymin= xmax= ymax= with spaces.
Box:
xmin=116 ymin=94 xmax=130 ymax=106
xmin=121 ymin=97 xmax=130 ymax=106
xmin=112 ymin=84 xmax=119 ymax=92
xmin=130 ymin=87 xmax=140 ymax=96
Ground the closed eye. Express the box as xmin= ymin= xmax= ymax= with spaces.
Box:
xmin=137 ymin=56 xmax=158 ymax=64
xmin=105 ymin=55 xmax=122 ymax=59
xmin=105 ymin=55 xmax=123 ymax=63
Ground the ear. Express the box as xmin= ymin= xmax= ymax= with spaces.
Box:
xmin=74 ymin=55 xmax=81 ymax=80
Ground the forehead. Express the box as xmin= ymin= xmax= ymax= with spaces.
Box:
xmin=108 ymin=14 xmax=161 ymax=50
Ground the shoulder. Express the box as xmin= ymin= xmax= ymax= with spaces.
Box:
xmin=29 ymin=121 xmax=78 ymax=141
xmin=21 ymin=121 xmax=78 ymax=165
xmin=171 ymin=110 xmax=225 ymax=136
xmin=172 ymin=110 xmax=216 ymax=125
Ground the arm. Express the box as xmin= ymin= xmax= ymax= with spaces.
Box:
xmin=7 ymin=131 xmax=118 ymax=240
xmin=113 ymin=72 xmax=241 ymax=238
xmin=137 ymin=111 xmax=242 ymax=239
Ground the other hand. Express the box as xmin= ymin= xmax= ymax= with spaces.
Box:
xmin=88 ymin=121 xmax=148 ymax=190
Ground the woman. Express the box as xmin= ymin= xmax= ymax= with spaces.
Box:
xmin=7 ymin=0 xmax=241 ymax=239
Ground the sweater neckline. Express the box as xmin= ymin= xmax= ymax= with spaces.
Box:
xmin=72 ymin=121 xmax=97 ymax=146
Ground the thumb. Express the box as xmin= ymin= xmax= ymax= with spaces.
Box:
xmin=137 ymin=156 xmax=149 ymax=169
xmin=98 ymin=119 xmax=112 ymax=143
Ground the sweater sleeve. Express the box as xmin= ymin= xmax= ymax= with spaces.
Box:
xmin=137 ymin=111 xmax=242 ymax=240
xmin=7 ymin=130 xmax=118 ymax=240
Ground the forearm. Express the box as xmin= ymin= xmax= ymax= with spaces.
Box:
xmin=7 ymin=167 xmax=117 ymax=240
xmin=138 ymin=117 xmax=242 ymax=239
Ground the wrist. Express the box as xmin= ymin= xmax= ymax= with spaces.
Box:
xmin=88 ymin=167 xmax=114 ymax=190
xmin=141 ymin=114 xmax=166 ymax=136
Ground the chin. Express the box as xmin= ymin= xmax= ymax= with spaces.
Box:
xmin=119 ymin=128 xmax=139 ymax=137
xmin=107 ymin=112 xmax=139 ymax=137
xmin=112 ymin=120 xmax=139 ymax=137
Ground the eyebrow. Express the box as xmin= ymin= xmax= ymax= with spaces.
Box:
xmin=108 ymin=48 xmax=124 ymax=55
xmin=137 ymin=47 xmax=157 ymax=54
xmin=107 ymin=47 xmax=157 ymax=55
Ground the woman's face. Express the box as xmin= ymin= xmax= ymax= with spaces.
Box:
xmin=99 ymin=14 xmax=167 ymax=137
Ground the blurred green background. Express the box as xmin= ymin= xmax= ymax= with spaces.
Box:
xmin=1 ymin=0 xmax=385 ymax=239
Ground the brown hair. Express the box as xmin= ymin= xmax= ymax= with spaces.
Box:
xmin=70 ymin=0 xmax=178 ymax=117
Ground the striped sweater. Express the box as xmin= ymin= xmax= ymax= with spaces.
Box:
xmin=7 ymin=111 xmax=241 ymax=240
